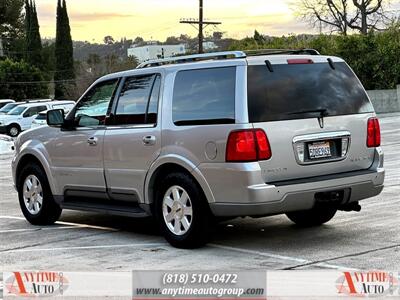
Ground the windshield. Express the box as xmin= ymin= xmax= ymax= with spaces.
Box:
xmin=247 ymin=62 xmax=374 ymax=122
xmin=0 ymin=103 xmax=19 ymax=113
xmin=7 ymin=106 xmax=27 ymax=115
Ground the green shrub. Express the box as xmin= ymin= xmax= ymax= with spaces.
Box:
xmin=230 ymin=24 xmax=400 ymax=90
xmin=0 ymin=58 xmax=49 ymax=100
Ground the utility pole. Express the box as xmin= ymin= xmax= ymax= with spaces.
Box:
xmin=180 ymin=0 xmax=221 ymax=54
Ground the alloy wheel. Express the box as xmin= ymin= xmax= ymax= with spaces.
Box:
xmin=23 ymin=175 xmax=43 ymax=215
xmin=162 ymin=185 xmax=193 ymax=236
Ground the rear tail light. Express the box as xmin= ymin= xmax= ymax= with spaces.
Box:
xmin=367 ymin=117 xmax=381 ymax=147
xmin=226 ymin=129 xmax=271 ymax=162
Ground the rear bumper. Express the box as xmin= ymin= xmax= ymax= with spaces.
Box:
xmin=209 ymin=169 xmax=384 ymax=217
xmin=202 ymin=148 xmax=385 ymax=217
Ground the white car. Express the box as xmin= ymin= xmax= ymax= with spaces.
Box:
xmin=31 ymin=109 xmax=71 ymax=128
xmin=0 ymin=100 xmax=75 ymax=137
xmin=0 ymin=99 xmax=15 ymax=109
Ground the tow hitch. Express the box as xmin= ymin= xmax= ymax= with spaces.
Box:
xmin=339 ymin=201 xmax=362 ymax=212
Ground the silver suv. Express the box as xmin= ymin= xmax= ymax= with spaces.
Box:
xmin=12 ymin=50 xmax=385 ymax=248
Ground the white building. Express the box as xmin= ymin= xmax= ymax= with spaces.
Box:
xmin=203 ymin=41 xmax=218 ymax=51
xmin=128 ymin=44 xmax=186 ymax=63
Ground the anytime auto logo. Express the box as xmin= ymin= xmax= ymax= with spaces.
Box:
xmin=336 ymin=271 xmax=399 ymax=297
xmin=5 ymin=272 xmax=69 ymax=297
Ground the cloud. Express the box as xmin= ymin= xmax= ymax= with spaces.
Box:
xmin=69 ymin=12 xmax=137 ymax=22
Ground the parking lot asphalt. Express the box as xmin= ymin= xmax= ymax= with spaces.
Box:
xmin=0 ymin=114 xmax=399 ymax=271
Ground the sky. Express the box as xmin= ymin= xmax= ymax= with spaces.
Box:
xmin=36 ymin=0 xmax=312 ymax=42
xmin=36 ymin=0 xmax=399 ymax=43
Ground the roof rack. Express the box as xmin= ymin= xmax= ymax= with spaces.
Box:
xmin=22 ymin=99 xmax=52 ymax=103
xmin=137 ymin=51 xmax=246 ymax=69
xmin=245 ymin=49 xmax=320 ymax=56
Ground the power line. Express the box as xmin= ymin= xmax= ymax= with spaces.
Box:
xmin=180 ymin=0 xmax=221 ymax=53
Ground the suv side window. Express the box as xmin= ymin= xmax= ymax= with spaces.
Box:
xmin=172 ymin=67 xmax=236 ymax=126
xmin=114 ymin=74 xmax=160 ymax=125
xmin=74 ymin=79 xmax=119 ymax=127
xmin=23 ymin=106 xmax=47 ymax=118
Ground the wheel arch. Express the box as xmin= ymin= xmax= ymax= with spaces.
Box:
xmin=145 ymin=156 xmax=215 ymax=207
xmin=15 ymin=152 xmax=56 ymax=194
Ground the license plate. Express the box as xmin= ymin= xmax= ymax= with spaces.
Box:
xmin=308 ymin=141 xmax=331 ymax=159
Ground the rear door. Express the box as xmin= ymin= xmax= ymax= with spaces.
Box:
xmin=103 ymin=73 xmax=162 ymax=202
xmin=247 ymin=59 xmax=376 ymax=183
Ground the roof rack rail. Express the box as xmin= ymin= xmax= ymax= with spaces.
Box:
xmin=245 ymin=49 xmax=320 ymax=56
xmin=23 ymin=99 xmax=52 ymax=103
xmin=137 ymin=51 xmax=247 ymax=69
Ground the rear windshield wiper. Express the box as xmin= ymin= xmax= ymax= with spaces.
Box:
xmin=287 ymin=109 xmax=329 ymax=117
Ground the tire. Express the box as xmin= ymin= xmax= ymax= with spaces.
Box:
xmin=286 ymin=206 xmax=337 ymax=227
xmin=155 ymin=172 xmax=213 ymax=249
xmin=18 ymin=163 xmax=62 ymax=225
xmin=7 ymin=124 xmax=20 ymax=137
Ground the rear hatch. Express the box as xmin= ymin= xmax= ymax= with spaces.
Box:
xmin=246 ymin=57 xmax=376 ymax=183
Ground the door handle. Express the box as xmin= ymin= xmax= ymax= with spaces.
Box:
xmin=143 ymin=135 xmax=156 ymax=146
xmin=87 ymin=137 xmax=98 ymax=146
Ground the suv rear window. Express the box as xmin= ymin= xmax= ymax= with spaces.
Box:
xmin=247 ymin=62 xmax=374 ymax=122
xmin=173 ymin=67 xmax=236 ymax=126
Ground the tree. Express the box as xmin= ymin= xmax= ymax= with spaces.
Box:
xmin=0 ymin=58 xmax=48 ymax=100
xmin=349 ymin=0 xmax=388 ymax=34
xmin=25 ymin=1 xmax=43 ymax=69
xmin=165 ymin=36 xmax=180 ymax=44
xmin=213 ymin=31 xmax=223 ymax=40
xmin=133 ymin=36 xmax=144 ymax=45
xmin=254 ymin=30 xmax=266 ymax=43
xmin=295 ymin=0 xmax=392 ymax=35
xmin=54 ymin=0 xmax=75 ymax=99
xmin=0 ymin=0 xmax=25 ymax=58
xmin=103 ymin=35 xmax=114 ymax=45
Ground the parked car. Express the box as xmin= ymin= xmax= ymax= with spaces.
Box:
xmin=0 ymin=99 xmax=50 ymax=115
xmin=0 ymin=99 xmax=15 ymax=109
xmin=31 ymin=108 xmax=73 ymax=128
xmin=0 ymin=100 xmax=75 ymax=137
xmin=0 ymin=102 xmax=20 ymax=115
xmin=12 ymin=50 xmax=384 ymax=248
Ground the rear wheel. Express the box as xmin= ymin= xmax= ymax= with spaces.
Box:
xmin=7 ymin=124 xmax=20 ymax=137
xmin=155 ymin=172 xmax=213 ymax=249
xmin=286 ymin=206 xmax=337 ymax=227
xmin=18 ymin=164 xmax=62 ymax=225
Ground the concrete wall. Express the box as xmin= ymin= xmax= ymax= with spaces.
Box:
xmin=367 ymin=85 xmax=400 ymax=113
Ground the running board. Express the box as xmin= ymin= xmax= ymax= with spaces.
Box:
xmin=61 ymin=197 xmax=150 ymax=218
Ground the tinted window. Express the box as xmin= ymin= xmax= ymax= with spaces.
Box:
xmin=115 ymin=74 xmax=160 ymax=125
xmin=36 ymin=113 xmax=47 ymax=120
xmin=8 ymin=106 xmax=27 ymax=115
xmin=248 ymin=62 xmax=374 ymax=122
xmin=23 ymin=106 xmax=47 ymax=117
xmin=147 ymin=75 xmax=161 ymax=124
xmin=75 ymin=79 xmax=119 ymax=127
xmin=173 ymin=67 xmax=236 ymax=126
xmin=0 ymin=103 xmax=18 ymax=113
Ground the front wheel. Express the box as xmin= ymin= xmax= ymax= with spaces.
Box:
xmin=18 ymin=164 xmax=62 ymax=225
xmin=155 ymin=173 xmax=213 ymax=249
xmin=286 ymin=206 xmax=337 ymax=227
xmin=7 ymin=124 xmax=20 ymax=137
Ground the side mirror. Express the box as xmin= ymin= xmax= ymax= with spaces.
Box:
xmin=47 ymin=109 xmax=65 ymax=127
